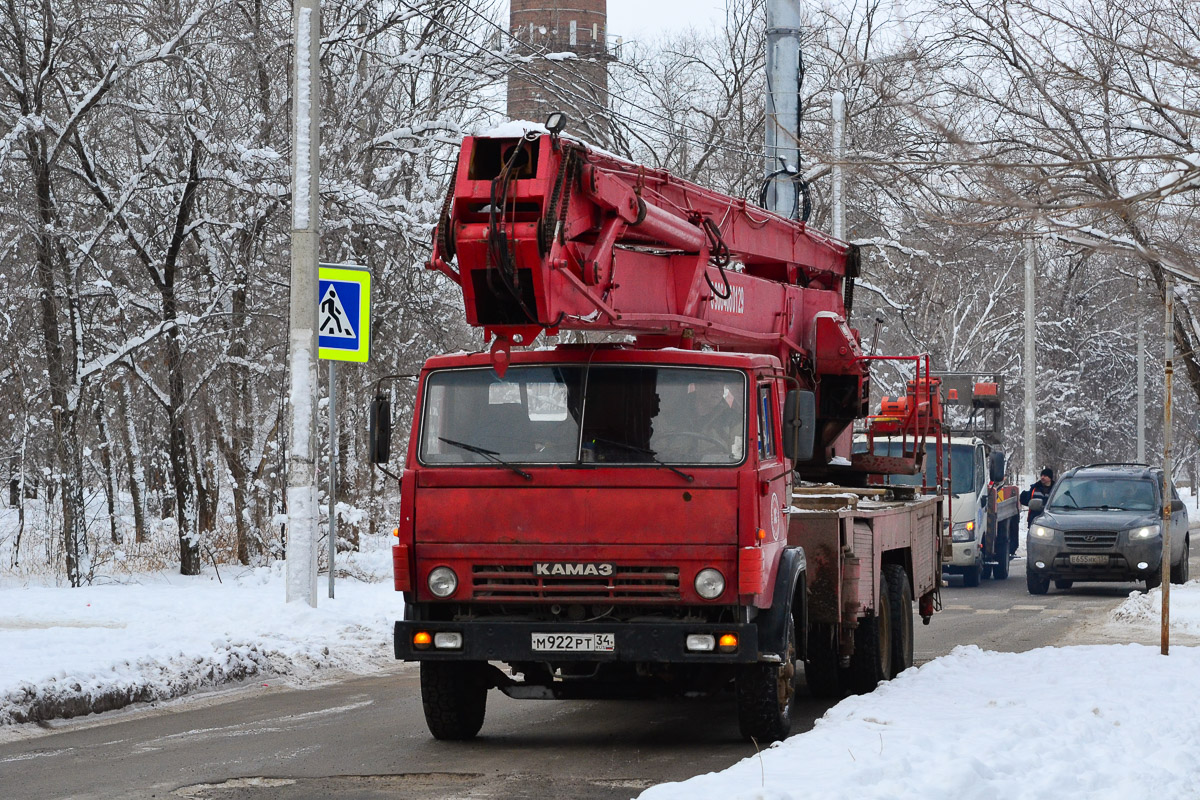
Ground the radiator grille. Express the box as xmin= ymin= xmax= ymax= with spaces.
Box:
xmin=472 ymin=564 xmax=681 ymax=601
xmin=1064 ymin=531 xmax=1119 ymax=550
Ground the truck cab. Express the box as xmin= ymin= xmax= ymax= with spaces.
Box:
xmin=387 ymin=344 xmax=812 ymax=742
xmin=854 ymin=436 xmax=1017 ymax=585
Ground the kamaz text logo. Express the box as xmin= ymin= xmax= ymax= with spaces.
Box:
xmin=534 ymin=562 xmax=615 ymax=577
xmin=708 ymin=285 xmax=745 ymax=315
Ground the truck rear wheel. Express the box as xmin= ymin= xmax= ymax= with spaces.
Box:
xmin=420 ymin=661 xmax=489 ymax=740
xmin=963 ymin=561 xmax=983 ymax=587
xmin=884 ymin=565 xmax=913 ymax=675
xmin=803 ymin=623 xmax=842 ymax=699
xmin=737 ymin=615 xmax=797 ymax=743
xmin=848 ymin=577 xmax=894 ymax=694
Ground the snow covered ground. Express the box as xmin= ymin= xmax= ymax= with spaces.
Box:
xmin=0 ymin=544 xmax=399 ymax=726
xmin=639 ymin=639 xmax=1200 ymax=800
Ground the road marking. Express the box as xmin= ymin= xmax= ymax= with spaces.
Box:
xmin=973 ymin=609 xmax=1006 ymax=615
xmin=943 ymin=604 xmax=973 ymax=611
xmin=1011 ymin=604 xmax=1047 ymax=611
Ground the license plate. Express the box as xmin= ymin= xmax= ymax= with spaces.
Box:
xmin=1069 ymin=554 xmax=1109 ymax=565
xmin=531 ymin=632 xmax=615 ymax=652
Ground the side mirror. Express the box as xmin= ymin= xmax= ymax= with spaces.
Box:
xmin=369 ymin=395 xmax=392 ymax=464
xmin=989 ymin=450 xmax=1005 ymax=483
xmin=1028 ymin=497 xmax=1045 ymax=514
xmin=782 ymin=389 xmax=816 ymax=462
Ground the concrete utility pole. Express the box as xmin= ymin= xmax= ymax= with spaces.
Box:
xmin=1023 ymin=238 xmax=1036 ymax=479
xmin=831 ymin=91 xmax=845 ymax=240
xmin=1137 ymin=325 xmax=1145 ymax=463
xmin=1162 ymin=277 xmax=1174 ymax=655
xmin=287 ymin=0 xmax=321 ymax=607
xmin=764 ymin=0 xmax=802 ymax=216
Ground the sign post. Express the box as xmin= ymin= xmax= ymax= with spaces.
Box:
xmin=318 ymin=264 xmax=371 ymax=599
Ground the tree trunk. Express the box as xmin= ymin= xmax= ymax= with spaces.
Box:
xmin=95 ymin=394 xmax=121 ymax=545
xmin=117 ymin=380 xmax=148 ymax=544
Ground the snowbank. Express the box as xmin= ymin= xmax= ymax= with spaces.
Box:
xmin=1112 ymin=580 xmax=1200 ymax=635
xmin=0 ymin=556 xmax=400 ymax=725
xmin=640 ymin=644 xmax=1200 ymax=800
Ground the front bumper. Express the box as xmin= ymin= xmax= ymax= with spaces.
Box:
xmin=1026 ymin=539 xmax=1163 ymax=580
xmin=944 ymin=541 xmax=981 ymax=569
xmin=395 ymin=619 xmax=761 ymax=664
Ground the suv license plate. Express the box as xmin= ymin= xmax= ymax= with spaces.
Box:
xmin=1069 ymin=554 xmax=1109 ymax=565
xmin=531 ymin=633 xmax=615 ymax=652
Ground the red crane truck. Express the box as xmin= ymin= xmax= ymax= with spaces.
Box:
xmin=370 ymin=123 xmax=946 ymax=742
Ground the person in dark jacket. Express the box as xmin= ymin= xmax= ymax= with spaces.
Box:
xmin=1020 ymin=468 xmax=1055 ymax=525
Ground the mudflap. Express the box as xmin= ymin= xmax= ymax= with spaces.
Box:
xmin=754 ymin=547 xmax=807 ymax=661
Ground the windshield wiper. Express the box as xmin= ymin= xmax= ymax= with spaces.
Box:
xmin=1055 ymin=489 xmax=1079 ymax=509
xmin=588 ymin=436 xmax=694 ymax=482
xmin=438 ymin=437 xmax=532 ymax=481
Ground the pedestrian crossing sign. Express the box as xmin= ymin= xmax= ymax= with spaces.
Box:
xmin=318 ymin=265 xmax=371 ymax=362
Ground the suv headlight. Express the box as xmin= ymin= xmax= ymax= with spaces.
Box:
xmin=1030 ymin=525 xmax=1057 ymax=539
xmin=1128 ymin=524 xmax=1161 ymax=540
xmin=951 ymin=521 xmax=976 ymax=542
xmin=427 ymin=566 xmax=458 ymax=598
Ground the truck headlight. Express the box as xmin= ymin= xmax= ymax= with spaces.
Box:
xmin=428 ymin=566 xmax=458 ymax=598
xmin=1129 ymin=524 xmax=1161 ymax=540
xmin=951 ymin=521 xmax=975 ymax=542
xmin=1031 ymin=525 xmax=1056 ymax=539
xmin=695 ymin=568 xmax=726 ymax=599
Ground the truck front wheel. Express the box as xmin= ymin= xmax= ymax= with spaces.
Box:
xmin=737 ymin=615 xmax=797 ymax=743
xmin=420 ymin=661 xmax=489 ymax=740
xmin=963 ymin=560 xmax=983 ymax=587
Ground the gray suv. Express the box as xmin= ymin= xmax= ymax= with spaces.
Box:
xmin=1026 ymin=464 xmax=1190 ymax=594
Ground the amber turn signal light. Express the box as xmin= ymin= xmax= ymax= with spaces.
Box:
xmin=413 ymin=631 xmax=433 ymax=650
xmin=718 ymin=633 xmax=738 ymax=653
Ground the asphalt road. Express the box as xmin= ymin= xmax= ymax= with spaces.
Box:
xmin=2 ymin=552 xmax=1193 ymax=800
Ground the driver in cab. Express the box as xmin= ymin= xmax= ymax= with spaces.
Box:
xmin=668 ymin=380 xmax=743 ymax=461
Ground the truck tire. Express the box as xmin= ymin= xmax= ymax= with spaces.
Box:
xmin=981 ymin=563 xmax=994 ymax=580
xmin=1054 ymin=579 xmax=1073 ymax=590
xmin=737 ymin=614 xmax=797 ymax=743
xmin=420 ymin=661 xmax=489 ymax=740
xmin=993 ymin=531 xmax=1011 ymax=580
xmin=1171 ymin=538 xmax=1189 ymax=585
xmin=848 ymin=577 xmax=894 ymax=694
xmin=884 ymin=565 xmax=914 ymax=675
xmin=1026 ymin=568 xmax=1050 ymax=595
xmin=803 ymin=623 xmax=843 ymax=699
xmin=963 ymin=560 xmax=983 ymax=587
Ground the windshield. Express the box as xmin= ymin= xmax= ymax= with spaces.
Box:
xmin=853 ymin=440 xmax=975 ymax=495
xmin=1048 ymin=477 xmax=1158 ymax=512
xmin=418 ymin=365 xmax=746 ymax=466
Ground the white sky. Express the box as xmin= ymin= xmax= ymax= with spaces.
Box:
xmin=606 ymin=0 xmax=729 ymax=42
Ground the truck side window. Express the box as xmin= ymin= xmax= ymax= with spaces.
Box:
xmin=757 ymin=384 xmax=776 ymax=460
xmin=975 ymin=447 xmax=986 ymax=492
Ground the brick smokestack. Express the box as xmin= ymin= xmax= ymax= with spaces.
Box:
xmin=507 ymin=1 xmax=612 ymax=144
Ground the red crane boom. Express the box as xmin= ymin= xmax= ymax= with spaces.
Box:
xmin=428 ymin=130 xmax=871 ymax=456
